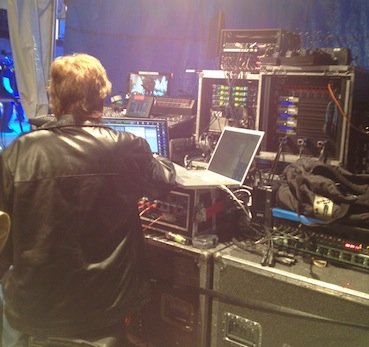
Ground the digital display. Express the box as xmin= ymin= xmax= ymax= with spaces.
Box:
xmin=102 ymin=118 xmax=169 ymax=157
xmin=125 ymin=95 xmax=154 ymax=118
xmin=127 ymin=71 xmax=172 ymax=97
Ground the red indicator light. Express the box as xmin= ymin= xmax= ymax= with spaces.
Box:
xmin=344 ymin=242 xmax=361 ymax=251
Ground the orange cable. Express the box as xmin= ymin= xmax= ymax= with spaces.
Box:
xmin=327 ymin=83 xmax=369 ymax=136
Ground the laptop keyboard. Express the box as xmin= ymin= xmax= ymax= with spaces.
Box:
xmin=186 ymin=169 xmax=227 ymax=183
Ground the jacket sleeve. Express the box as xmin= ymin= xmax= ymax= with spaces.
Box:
xmin=142 ymin=155 xmax=177 ymax=200
xmin=0 ymin=152 xmax=11 ymax=235
xmin=0 ymin=153 xmax=12 ymax=278
xmin=0 ymin=212 xmax=10 ymax=253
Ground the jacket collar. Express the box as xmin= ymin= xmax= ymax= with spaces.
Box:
xmin=40 ymin=114 xmax=103 ymax=130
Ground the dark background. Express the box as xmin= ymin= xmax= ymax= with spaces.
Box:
xmin=62 ymin=0 xmax=369 ymax=99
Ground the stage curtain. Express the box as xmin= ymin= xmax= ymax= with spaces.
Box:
xmin=6 ymin=0 xmax=54 ymax=118
xmin=61 ymin=0 xmax=369 ymax=98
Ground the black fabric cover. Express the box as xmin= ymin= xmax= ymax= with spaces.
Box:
xmin=276 ymin=157 xmax=369 ymax=224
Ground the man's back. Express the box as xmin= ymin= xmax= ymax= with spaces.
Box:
xmin=0 ymin=117 xmax=174 ymax=336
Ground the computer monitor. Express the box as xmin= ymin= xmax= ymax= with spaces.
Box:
xmin=127 ymin=71 xmax=172 ymax=97
xmin=101 ymin=117 xmax=169 ymax=157
xmin=125 ymin=95 xmax=154 ymax=118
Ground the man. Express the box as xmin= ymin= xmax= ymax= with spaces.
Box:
xmin=0 ymin=53 xmax=176 ymax=346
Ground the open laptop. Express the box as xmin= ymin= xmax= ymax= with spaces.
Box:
xmin=174 ymin=126 xmax=264 ymax=189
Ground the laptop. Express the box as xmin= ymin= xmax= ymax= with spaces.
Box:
xmin=174 ymin=126 xmax=264 ymax=189
xmin=125 ymin=95 xmax=154 ymax=118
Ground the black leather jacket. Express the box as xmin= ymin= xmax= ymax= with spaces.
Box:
xmin=0 ymin=115 xmax=176 ymax=337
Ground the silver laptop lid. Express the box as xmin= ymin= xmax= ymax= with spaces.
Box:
xmin=206 ymin=126 xmax=264 ymax=185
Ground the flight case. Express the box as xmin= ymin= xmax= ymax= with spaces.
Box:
xmin=258 ymin=65 xmax=369 ymax=173
xmin=211 ymin=244 xmax=369 ymax=347
xmin=128 ymin=233 xmax=230 ymax=347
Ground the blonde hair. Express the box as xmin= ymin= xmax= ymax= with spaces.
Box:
xmin=48 ymin=53 xmax=112 ymax=119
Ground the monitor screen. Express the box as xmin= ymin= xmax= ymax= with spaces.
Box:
xmin=125 ymin=95 xmax=154 ymax=118
xmin=102 ymin=117 xmax=169 ymax=157
xmin=127 ymin=71 xmax=172 ymax=97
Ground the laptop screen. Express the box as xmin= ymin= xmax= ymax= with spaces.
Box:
xmin=207 ymin=127 xmax=264 ymax=183
xmin=102 ymin=117 xmax=169 ymax=157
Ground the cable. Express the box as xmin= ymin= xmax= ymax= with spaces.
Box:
xmin=142 ymin=215 xmax=163 ymax=233
xmin=139 ymin=203 xmax=157 ymax=217
xmin=152 ymin=277 xmax=369 ymax=331
xmin=328 ymin=83 xmax=369 ymax=136
xmin=233 ymin=225 xmax=296 ymax=267
xmin=255 ymin=225 xmax=276 ymax=266
xmin=318 ymin=140 xmax=329 ymax=162
xmin=265 ymin=136 xmax=287 ymax=183
xmin=298 ymin=144 xmax=304 ymax=158
xmin=219 ymin=185 xmax=252 ymax=221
